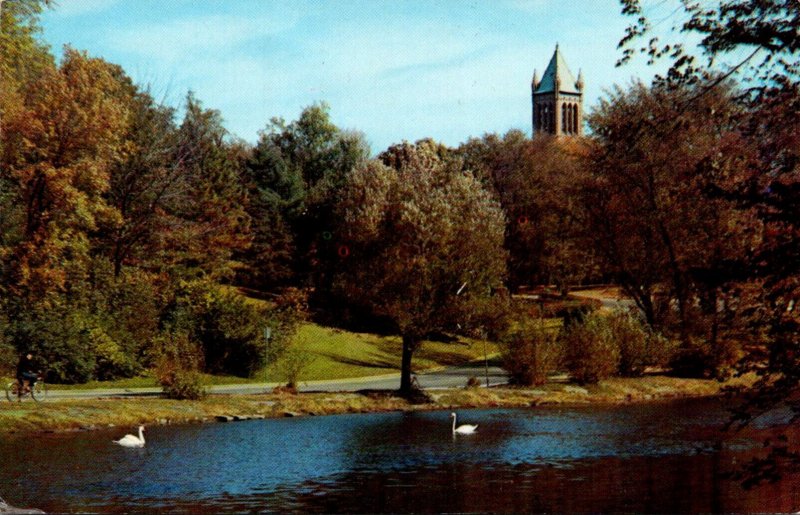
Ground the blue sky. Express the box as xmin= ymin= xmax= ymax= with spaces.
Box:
xmin=40 ymin=0 xmax=675 ymax=152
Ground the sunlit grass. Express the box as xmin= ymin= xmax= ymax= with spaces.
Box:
xmin=39 ymin=321 xmax=503 ymax=390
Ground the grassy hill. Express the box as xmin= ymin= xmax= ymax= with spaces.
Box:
xmin=42 ymin=321 xmax=499 ymax=390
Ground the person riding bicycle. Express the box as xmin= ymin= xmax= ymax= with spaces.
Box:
xmin=16 ymin=353 xmax=39 ymax=393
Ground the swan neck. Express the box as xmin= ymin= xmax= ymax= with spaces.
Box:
xmin=452 ymin=415 xmax=456 ymax=433
xmin=139 ymin=427 xmax=145 ymax=442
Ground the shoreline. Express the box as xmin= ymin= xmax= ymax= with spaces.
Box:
xmin=0 ymin=374 xmax=739 ymax=435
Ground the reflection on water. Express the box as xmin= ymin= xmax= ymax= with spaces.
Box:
xmin=0 ymin=398 xmax=798 ymax=513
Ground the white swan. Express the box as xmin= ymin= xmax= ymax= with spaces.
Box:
xmin=115 ymin=425 xmax=146 ymax=448
xmin=450 ymin=412 xmax=478 ymax=435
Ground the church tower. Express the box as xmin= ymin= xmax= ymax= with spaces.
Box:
xmin=532 ymin=45 xmax=583 ymax=136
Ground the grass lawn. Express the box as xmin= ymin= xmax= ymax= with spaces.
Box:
xmin=30 ymin=321 xmax=502 ymax=390
xmin=292 ymin=323 xmax=500 ymax=380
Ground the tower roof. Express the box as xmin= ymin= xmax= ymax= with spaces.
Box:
xmin=534 ymin=45 xmax=580 ymax=95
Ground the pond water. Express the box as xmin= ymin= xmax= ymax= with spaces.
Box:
xmin=1 ymin=398 xmax=798 ymax=513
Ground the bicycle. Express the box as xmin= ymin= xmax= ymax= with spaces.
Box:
xmin=5 ymin=374 xmax=47 ymax=402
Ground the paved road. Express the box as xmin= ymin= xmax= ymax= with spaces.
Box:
xmin=45 ymin=363 xmax=508 ymax=400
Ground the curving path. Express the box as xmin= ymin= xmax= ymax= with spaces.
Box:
xmin=45 ymin=363 xmax=508 ymax=400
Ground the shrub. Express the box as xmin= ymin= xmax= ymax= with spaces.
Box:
xmin=466 ymin=376 xmax=481 ymax=388
xmin=0 ymin=341 xmax=15 ymax=377
xmin=11 ymin=305 xmax=96 ymax=384
xmin=669 ymin=337 xmax=738 ymax=379
xmin=501 ymin=320 xmax=562 ymax=386
xmin=0 ymin=311 xmax=15 ymax=376
xmin=563 ymin=312 xmax=620 ymax=384
xmin=272 ymin=347 xmax=313 ymax=389
xmin=265 ymin=287 xmax=309 ymax=362
xmin=101 ymin=267 xmax=163 ymax=365
xmin=88 ymin=327 xmax=138 ymax=381
xmin=168 ymin=280 xmax=269 ymax=377
xmin=151 ymin=331 xmax=206 ymax=400
xmin=607 ymin=310 xmax=651 ymax=377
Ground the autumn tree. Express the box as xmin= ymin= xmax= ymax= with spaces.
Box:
xmin=457 ymin=130 xmax=595 ymax=292
xmin=167 ymin=92 xmax=251 ymax=280
xmin=332 ymin=141 xmax=507 ymax=394
xmin=619 ymin=0 xmax=800 ymax=483
xmin=0 ymin=0 xmax=52 ymax=283
xmin=99 ymin=87 xmax=185 ymax=277
xmin=583 ymin=80 xmax=755 ymax=353
xmin=1 ymin=47 xmax=129 ymax=301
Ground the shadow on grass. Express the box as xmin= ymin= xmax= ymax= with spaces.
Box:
xmin=315 ymin=351 xmax=398 ymax=371
xmin=416 ymin=350 xmax=477 ymax=367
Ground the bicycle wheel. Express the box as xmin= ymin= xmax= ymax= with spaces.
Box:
xmin=5 ymin=381 xmax=19 ymax=402
xmin=31 ymin=381 xmax=47 ymax=402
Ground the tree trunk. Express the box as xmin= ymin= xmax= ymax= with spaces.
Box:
xmin=399 ymin=333 xmax=416 ymax=395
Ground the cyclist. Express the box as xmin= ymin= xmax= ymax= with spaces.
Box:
xmin=16 ymin=352 xmax=39 ymax=395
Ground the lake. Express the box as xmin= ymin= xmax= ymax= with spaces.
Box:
xmin=1 ymin=398 xmax=798 ymax=513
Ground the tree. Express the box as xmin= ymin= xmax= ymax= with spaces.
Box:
xmin=582 ymin=79 xmax=755 ymax=352
xmin=1 ymin=47 xmax=129 ymax=302
xmin=619 ymin=0 xmax=800 ymax=483
xmin=100 ymin=87 xmax=185 ymax=277
xmin=457 ymin=131 xmax=595 ymax=291
xmin=243 ymin=103 xmax=369 ymax=291
xmin=166 ymin=92 xmax=251 ymax=280
xmin=0 ymin=0 xmax=53 ymax=145
xmin=332 ymin=141 xmax=507 ymax=394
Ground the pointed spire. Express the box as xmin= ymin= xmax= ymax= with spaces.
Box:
xmin=576 ymin=69 xmax=584 ymax=91
xmin=532 ymin=69 xmax=539 ymax=88
xmin=534 ymin=45 xmax=579 ymax=94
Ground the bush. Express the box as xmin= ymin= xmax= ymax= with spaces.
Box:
xmin=265 ymin=287 xmax=309 ymax=362
xmin=0 ymin=341 xmax=15 ymax=377
xmin=151 ymin=331 xmax=206 ymax=400
xmin=168 ymin=280 xmax=270 ymax=377
xmin=272 ymin=347 xmax=313 ymax=389
xmin=0 ymin=311 xmax=15 ymax=376
xmin=669 ymin=337 xmax=738 ymax=379
xmin=88 ymin=327 xmax=138 ymax=381
xmin=466 ymin=376 xmax=481 ymax=388
xmin=563 ymin=312 xmax=620 ymax=384
xmin=11 ymin=305 xmax=96 ymax=384
xmin=607 ymin=310 xmax=651 ymax=377
xmin=501 ymin=320 xmax=562 ymax=386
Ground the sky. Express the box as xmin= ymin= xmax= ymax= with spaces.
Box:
xmin=39 ymin=0 xmax=678 ymax=153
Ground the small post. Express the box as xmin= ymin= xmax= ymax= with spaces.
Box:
xmin=263 ymin=327 xmax=272 ymax=388
xmin=482 ymin=329 xmax=489 ymax=387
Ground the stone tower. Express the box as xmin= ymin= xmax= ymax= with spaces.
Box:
xmin=532 ymin=45 xmax=583 ymax=136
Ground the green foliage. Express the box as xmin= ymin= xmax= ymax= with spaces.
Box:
xmin=86 ymin=326 xmax=138 ymax=381
xmin=272 ymin=347 xmax=314 ymax=389
xmin=150 ymin=331 xmax=206 ymax=400
xmin=501 ymin=320 xmax=562 ymax=386
xmin=0 ymin=0 xmax=53 ymax=94
xmin=242 ymin=102 xmax=369 ymax=290
xmin=13 ymin=304 xmax=96 ymax=384
xmin=264 ymin=287 xmax=309 ymax=362
xmin=0 ymin=309 xmax=15 ymax=375
xmin=168 ymin=280 xmax=268 ymax=377
xmin=168 ymin=92 xmax=251 ymax=281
